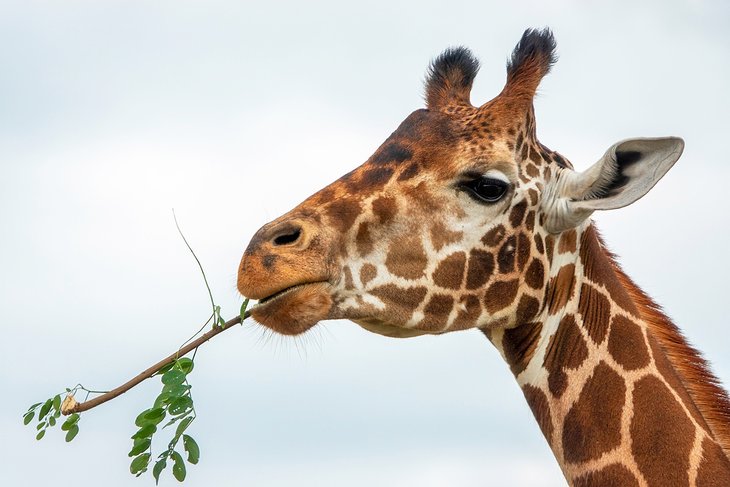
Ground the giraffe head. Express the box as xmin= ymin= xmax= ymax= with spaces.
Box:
xmin=237 ymin=28 xmax=683 ymax=338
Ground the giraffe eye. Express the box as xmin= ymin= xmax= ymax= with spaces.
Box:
xmin=460 ymin=177 xmax=509 ymax=203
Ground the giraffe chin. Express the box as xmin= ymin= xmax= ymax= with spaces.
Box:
xmin=249 ymin=282 xmax=333 ymax=336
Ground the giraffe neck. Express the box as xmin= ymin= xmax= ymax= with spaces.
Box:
xmin=486 ymin=223 xmax=730 ymax=486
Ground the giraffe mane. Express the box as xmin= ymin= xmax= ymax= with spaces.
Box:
xmin=596 ymin=228 xmax=730 ymax=459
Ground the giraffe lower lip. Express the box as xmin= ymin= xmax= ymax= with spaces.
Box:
xmin=255 ymin=281 xmax=327 ymax=306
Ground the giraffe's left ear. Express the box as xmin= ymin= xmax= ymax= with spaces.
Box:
xmin=544 ymin=137 xmax=685 ymax=233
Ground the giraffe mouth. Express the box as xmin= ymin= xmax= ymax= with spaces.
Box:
xmin=255 ymin=281 xmax=329 ymax=307
xmin=248 ymin=281 xmax=334 ymax=336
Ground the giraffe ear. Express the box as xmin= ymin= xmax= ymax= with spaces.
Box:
xmin=545 ymin=137 xmax=685 ymax=233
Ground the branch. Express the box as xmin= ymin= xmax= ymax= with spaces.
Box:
xmin=62 ymin=312 xmax=249 ymax=415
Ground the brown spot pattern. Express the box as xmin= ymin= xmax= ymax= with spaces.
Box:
xmin=452 ymin=294 xmax=482 ymax=329
xmin=608 ymin=315 xmax=650 ymax=371
xmin=578 ymin=283 xmax=611 ymax=344
xmin=573 ymin=464 xmax=639 ymax=487
xmin=545 ymin=234 xmax=555 ymax=261
xmin=649 ymin=336 xmax=709 ymax=430
xmin=498 ymin=236 xmax=517 ymax=273
xmin=525 ymin=210 xmax=535 ymax=231
xmin=543 ymin=314 xmax=588 ymax=397
xmin=580 ymin=225 xmax=638 ymax=315
xmin=421 ymin=294 xmax=454 ymax=330
xmin=325 ymin=198 xmax=361 ymax=232
xmin=510 ymin=200 xmax=528 ymax=228
xmin=503 ymin=322 xmax=543 ymax=375
xmin=372 ymin=196 xmax=398 ymax=224
xmin=524 ymin=259 xmax=545 ymax=289
xmin=385 ymin=236 xmax=427 ymax=279
xmin=355 ymin=222 xmax=373 ymax=256
xmin=360 ymin=264 xmax=377 ymax=286
xmin=484 ymin=279 xmax=519 ymax=313
xmin=516 ymin=294 xmax=539 ymax=324
xmin=517 ymin=232 xmax=530 ymax=271
xmin=525 ymin=163 xmax=540 ymax=178
xmin=432 ymin=252 xmax=466 ymax=290
xmin=558 ymin=229 xmax=576 ymax=254
xmin=465 ymin=249 xmax=494 ymax=290
xmin=430 ymin=221 xmax=463 ymax=252
xmin=371 ymin=285 xmax=427 ymax=312
xmin=482 ymin=224 xmax=506 ymax=247
xmin=697 ymin=437 xmax=730 ymax=486
xmin=631 ymin=375 xmax=694 ymax=486
xmin=545 ymin=264 xmax=576 ymax=315
xmin=562 ymin=362 xmax=625 ymax=463
xmin=343 ymin=266 xmax=355 ymax=290
xmin=534 ymin=233 xmax=544 ymax=254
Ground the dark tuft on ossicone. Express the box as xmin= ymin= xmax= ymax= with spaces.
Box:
xmin=425 ymin=47 xmax=480 ymax=110
xmin=506 ymin=28 xmax=558 ymax=82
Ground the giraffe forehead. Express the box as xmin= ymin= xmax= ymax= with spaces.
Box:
xmin=356 ymin=108 xmax=530 ymax=184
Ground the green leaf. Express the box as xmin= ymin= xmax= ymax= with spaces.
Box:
xmin=162 ymin=383 xmax=190 ymax=398
xmin=161 ymin=369 xmax=186 ymax=386
xmin=240 ymin=298 xmax=250 ymax=321
xmin=36 ymin=429 xmax=45 ymax=440
xmin=65 ymin=424 xmax=79 ymax=442
xmin=171 ymin=451 xmax=186 ymax=482
xmin=135 ymin=408 xmax=152 ymax=427
xmin=175 ymin=416 xmax=193 ymax=439
xmin=37 ymin=422 xmax=46 ymax=430
xmin=168 ymin=396 xmax=193 ymax=416
xmin=183 ymin=434 xmax=200 ymax=464
xmin=27 ymin=402 xmax=43 ymax=412
xmin=136 ymin=407 xmax=165 ymax=427
xmin=39 ymin=399 xmax=53 ymax=420
xmin=152 ymin=458 xmax=167 ymax=485
xmin=176 ymin=357 xmax=194 ymax=375
xmin=161 ymin=412 xmax=189 ymax=430
xmin=217 ymin=315 xmax=226 ymax=328
xmin=131 ymin=423 xmax=156 ymax=440
xmin=157 ymin=362 xmax=175 ymax=376
xmin=61 ymin=413 xmax=80 ymax=431
xmin=128 ymin=438 xmax=151 ymax=456
xmin=52 ymin=394 xmax=61 ymax=412
xmin=130 ymin=453 xmax=151 ymax=476
xmin=23 ymin=411 xmax=35 ymax=425
xmin=144 ymin=407 xmax=166 ymax=425
xmin=48 ymin=416 xmax=56 ymax=427
xmin=154 ymin=393 xmax=171 ymax=409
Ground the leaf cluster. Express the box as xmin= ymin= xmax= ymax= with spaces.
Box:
xmin=24 ymin=391 xmax=81 ymax=442
xmin=129 ymin=357 xmax=200 ymax=483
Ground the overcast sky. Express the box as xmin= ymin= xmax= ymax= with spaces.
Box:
xmin=2 ymin=1 xmax=729 ymax=486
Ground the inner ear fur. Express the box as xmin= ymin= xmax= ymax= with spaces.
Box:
xmin=570 ymin=137 xmax=684 ymax=211
xmin=544 ymin=137 xmax=684 ymax=233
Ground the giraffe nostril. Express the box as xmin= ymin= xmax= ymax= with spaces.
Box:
xmin=272 ymin=227 xmax=302 ymax=246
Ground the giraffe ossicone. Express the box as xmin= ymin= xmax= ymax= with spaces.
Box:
xmin=238 ymin=28 xmax=730 ymax=486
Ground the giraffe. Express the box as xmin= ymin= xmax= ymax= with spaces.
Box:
xmin=237 ymin=29 xmax=730 ymax=485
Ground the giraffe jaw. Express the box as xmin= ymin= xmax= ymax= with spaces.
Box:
xmin=352 ymin=318 xmax=430 ymax=338
xmin=248 ymin=281 xmax=333 ymax=335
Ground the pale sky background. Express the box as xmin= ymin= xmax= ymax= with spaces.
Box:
xmin=2 ymin=1 xmax=729 ymax=486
